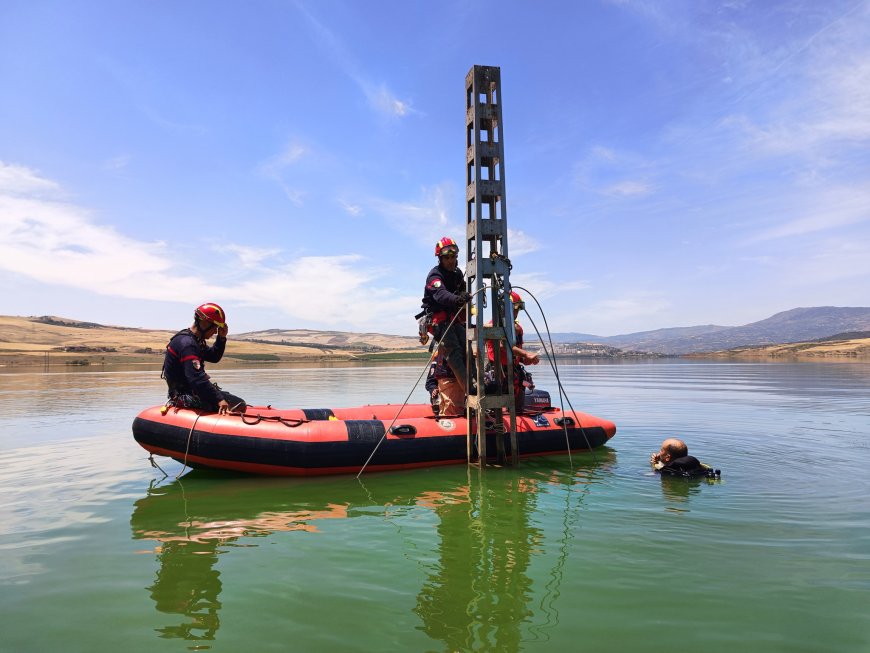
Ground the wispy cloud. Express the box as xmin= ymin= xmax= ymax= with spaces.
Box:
xmin=747 ymin=186 xmax=870 ymax=243
xmin=572 ymin=146 xmax=656 ymax=197
xmin=294 ymin=2 xmax=414 ymax=118
xmin=510 ymin=272 xmax=590 ymax=301
xmin=102 ymin=155 xmax=131 ymax=172
xmin=337 ymin=199 xmax=363 ymax=216
xmin=214 ymin=243 xmax=282 ymax=269
xmin=365 ymin=182 xmax=460 ymax=247
xmin=257 ymin=141 xmax=309 ymax=205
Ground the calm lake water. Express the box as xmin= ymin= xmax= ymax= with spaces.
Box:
xmin=1 ymin=360 xmax=868 ymax=652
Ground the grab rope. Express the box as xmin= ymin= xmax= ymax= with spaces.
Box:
xmin=512 ymin=285 xmax=597 ymax=463
xmin=240 ymin=412 xmax=306 ymax=427
xmin=357 ymin=285 xmax=490 ymax=478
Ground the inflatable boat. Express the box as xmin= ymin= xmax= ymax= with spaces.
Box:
xmin=132 ymin=399 xmax=616 ymax=477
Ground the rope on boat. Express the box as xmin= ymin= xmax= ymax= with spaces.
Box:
xmin=148 ymin=454 xmax=168 ymax=478
xmin=240 ymin=413 xmax=306 ymax=427
xmin=511 ymin=285 xmax=597 ymax=463
xmin=357 ymin=285 xmax=490 ymax=479
xmin=175 ymin=413 xmax=202 ymax=479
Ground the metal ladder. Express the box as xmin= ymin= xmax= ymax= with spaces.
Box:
xmin=464 ymin=65 xmax=519 ymax=467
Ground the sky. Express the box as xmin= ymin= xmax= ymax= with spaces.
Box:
xmin=1 ymin=0 xmax=869 ymax=337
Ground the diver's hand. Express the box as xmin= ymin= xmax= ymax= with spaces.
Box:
xmin=217 ymin=324 xmax=229 ymax=338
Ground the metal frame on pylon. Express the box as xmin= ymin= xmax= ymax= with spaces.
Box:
xmin=464 ymin=64 xmax=518 ymax=467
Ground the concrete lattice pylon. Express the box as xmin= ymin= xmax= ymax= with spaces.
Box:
xmin=463 ymin=65 xmax=518 ymax=467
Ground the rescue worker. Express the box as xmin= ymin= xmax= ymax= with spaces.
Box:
xmin=162 ymin=302 xmax=246 ymax=414
xmin=485 ymin=291 xmax=540 ymax=413
xmin=650 ymin=438 xmax=720 ymax=478
xmin=421 ymin=237 xmax=470 ymax=394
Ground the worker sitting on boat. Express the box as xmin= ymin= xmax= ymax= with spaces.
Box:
xmin=650 ymin=438 xmax=720 ymax=478
xmin=484 ymin=291 xmax=540 ymax=413
xmin=161 ymin=302 xmax=246 ymax=414
xmin=420 ymin=237 xmax=470 ymax=395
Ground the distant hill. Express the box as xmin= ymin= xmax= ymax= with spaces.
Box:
xmin=234 ymin=328 xmax=419 ymax=351
xmin=538 ymin=307 xmax=870 ymax=354
xmin=0 ymin=316 xmax=424 ymax=367
xmin=4 ymin=307 xmax=870 ymax=365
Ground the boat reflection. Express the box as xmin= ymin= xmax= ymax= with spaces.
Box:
xmin=131 ymin=450 xmax=616 ymax=649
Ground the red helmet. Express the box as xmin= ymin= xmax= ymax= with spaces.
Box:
xmin=195 ymin=302 xmax=227 ymax=328
xmin=435 ymin=236 xmax=459 ymax=257
xmin=510 ymin=291 xmax=522 ymax=304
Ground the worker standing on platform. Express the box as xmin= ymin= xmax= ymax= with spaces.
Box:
xmin=421 ymin=237 xmax=470 ymax=395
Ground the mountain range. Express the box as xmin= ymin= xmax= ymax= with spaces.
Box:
xmin=533 ymin=307 xmax=870 ymax=354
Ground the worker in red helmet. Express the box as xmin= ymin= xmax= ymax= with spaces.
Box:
xmin=420 ymin=237 xmax=470 ymax=408
xmin=161 ymin=302 xmax=246 ymax=414
xmin=485 ymin=290 xmax=539 ymax=413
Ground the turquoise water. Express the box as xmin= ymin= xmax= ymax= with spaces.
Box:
xmin=1 ymin=361 xmax=868 ymax=652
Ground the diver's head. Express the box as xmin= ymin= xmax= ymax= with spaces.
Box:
xmin=658 ymin=438 xmax=688 ymax=463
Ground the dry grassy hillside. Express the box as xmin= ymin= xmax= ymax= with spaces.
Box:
xmin=690 ymin=337 xmax=870 ymax=359
xmin=0 ymin=316 xmax=425 ymax=368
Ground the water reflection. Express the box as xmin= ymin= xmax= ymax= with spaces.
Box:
xmin=131 ymin=477 xmax=355 ymax=642
xmin=130 ymin=452 xmax=616 ymax=650
xmin=658 ymin=475 xmax=716 ymax=513
xmin=413 ymin=451 xmax=616 ymax=652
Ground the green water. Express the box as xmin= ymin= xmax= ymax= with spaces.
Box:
xmin=1 ymin=362 xmax=868 ymax=652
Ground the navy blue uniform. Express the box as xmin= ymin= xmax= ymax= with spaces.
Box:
xmin=421 ymin=264 xmax=467 ymax=388
xmin=421 ymin=264 xmax=465 ymax=321
xmin=162 ymin=329 xmax=243 ymax=412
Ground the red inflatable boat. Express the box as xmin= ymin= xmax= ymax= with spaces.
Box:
xmin=132 ymin=400 xmax=616 ymax=476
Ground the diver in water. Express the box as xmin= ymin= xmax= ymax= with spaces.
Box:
xmin=650 ymin=438 xmax=720 ymax=478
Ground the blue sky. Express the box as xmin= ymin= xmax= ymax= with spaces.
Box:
xmin=2 ymin=0 xmax=868 ymax=336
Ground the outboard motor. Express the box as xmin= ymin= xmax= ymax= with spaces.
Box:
xmin=524 ymin=388 xmax=551 ymax=411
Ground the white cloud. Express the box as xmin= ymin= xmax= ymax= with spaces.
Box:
xmin=0 ymin=189 xmax=211 ymax=303
xmin=0 ymin=161 xmax=60 ymax=196
xmin=366 ymin=182 xmax=461 ymax=247
xmin=506 ymin=229 xmax=541 ymax=256
xmin=0 ymin=162 xmax=419 ymax=331
xmin=363 ymin=82 xmax=413 ymax=118
xmin=230 ymin=255 xmax=416 ymax=329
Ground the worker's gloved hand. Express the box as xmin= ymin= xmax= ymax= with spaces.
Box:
xmin=455 ymin=291 xmax=470 ymax=305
